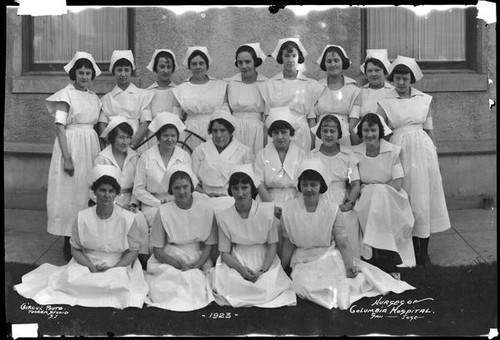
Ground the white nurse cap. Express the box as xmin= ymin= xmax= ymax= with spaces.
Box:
xmin=352 ymin=113 xmax=393 ymax=137
xmin=229 ymin=163 xmax=261 ymax=188
xmin=182 ymin=46 xmax=213 ymax=69
xmin=146 ymin=49 xmax=177 ymax=73
xmin=316 ymin=44 xmax=351 ymax=69
xmin=148 ymin=112 xmax=186 ymax=135
xmin=109 ymin=50 xmax=135 ymax=72
xmin=238 ymin=42 xmax=267 ymax=62
xmin=100 ymin=116 xmax=132 ymax=139
xmin=162 ymin=163 xmax=199 ymax=192
xmin=360 ymin=49 xmax=391 ymax=74
xmin=209 ymin=107 xmax=237 ymax=131
xmin=63 ymin=51 xmax=101 ymax=77
xmin=265 ymin=106 xmax=299 ymax=130
xmin=388 ymin=55 xmax=423 ymax=83
xmin=90 ymin=164 xmax=122 ymax=185
xmin=270 ymin=37 xmax=308 ymax=61
xmin=295 ymin=158 xmax=330 ymax=190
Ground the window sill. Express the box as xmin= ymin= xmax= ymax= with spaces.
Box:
xmin=11 ymin=74 xmax=117 ymax=95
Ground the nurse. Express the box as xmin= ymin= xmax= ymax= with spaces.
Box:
xmin=172 ymin=46 xmax=228 ymax=151
xmin=45 ymin=51 xmax=102 ymax=261
xmin=260 ymin=38 xmax=325 ymax=151
xmin=224 ymin=43 xmax=268 ymax=154
xmin=212 ymin=164 xmax=297 ymax=308
xmin=98 ymin=50 xmax=154 ymax=151
xmin=146 ymin=164 xmax=216 ymax=311
xmin=138 ymin=49 xmax=179 ymax=153
xmin=133 ymin=112 xmax=191 ymax=228
xmin=15 ymin=165 xmax=149 ymax=309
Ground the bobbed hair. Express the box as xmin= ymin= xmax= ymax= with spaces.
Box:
xmin=227 ymin=172 xmax=258 ymax=199
xmin=356 ymin=113 xmax=385 ymax=140
xmin=155 ymin=124 xmax=180 ymax=140
xmin=108 ymin=122 xmax=134 ymax=144
xmin=268 ymin=120 xmax=295 ymax=137
xmin=154 ymin=51 xmax=176 ymax=73
xmin=91 ymin=175 xmax=121 ymax=195
xmin=69 ymin=58 xmax=96 ymax=81
xmin=387 ymin=64 xmax=416 ymax=83
xmin=112 ymin=58 xmax=135 ymax=77
xmin=235 ymin=45 xmax=263 ymax=68
xmin=168 ymin=171 xmax=194 ymax=195
xmin=320 ymin=46 xmax=350 ymax=71
xmin=297 ymin=170 xmax=328 ymax=194
xmin=276 ymin=41 xmax=305 ymax=65
xmin=316 ymin=114 xmax=342 ymax=140
xmin=208 ymin=118 xmax=235 ymax=135
xmin=363 ymin=57 xmax=388 ymax=75
xmin=188 ymin=50 xmax=210 ymax=70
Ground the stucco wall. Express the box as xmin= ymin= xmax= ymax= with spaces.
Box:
xmin=4 ymin=6 xmax=496 ymax=210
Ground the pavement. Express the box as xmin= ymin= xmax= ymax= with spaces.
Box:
xmin=3 ymin=208 xmax=497 ymax=267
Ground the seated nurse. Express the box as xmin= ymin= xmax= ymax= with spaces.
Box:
xmin=15 ymin=165 xmax=149 ymax=309
xmin=280 ymin=158 xmax=414 ymax=310
xmin=146 ymin=164 xmax=216 ymax=311
xmin=212 ymin=164 xmax=296 ymax=308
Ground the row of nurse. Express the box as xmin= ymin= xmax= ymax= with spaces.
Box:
xmin=16 ymin=161 xmax=414 ymax=311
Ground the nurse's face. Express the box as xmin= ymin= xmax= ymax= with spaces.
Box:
xmin=236 ymin=51 xmax=255 ymax=76
xmin=271 ymin=128 xmax=291 ymax=150
xmin=156 ymin=57 xmax=174 ymax=83
xmin=95 ymin=183 xmax=117 ymax=208
xmin=282 ymin=47 xmax=299 ymax=72
xmin=319 ymin=119 xmax=340 ymax=147
xmin=111 ymin=128 xmax=132 ymax=154
xmin=231 ymin=182 xmax=253 ymax=204
xmin=171 ymin=178 xmax=192 ymax=204
xmin=159 ymin=127 xmax=178 ymax=150
xmin=73 ymin=65 xmax=93 ymax=91
xmin=114 ymin=65 xmax=132 ymax=87
xmin=366 ymin=61 xmax=385 ymax=88
xmin=189 ymin=55 xmax=207 ymax=76
xmin=361 ymin=121 xmax=380 ymax=146
xmin=393 ymin=73 xmax=411 ymax=96
xmin=300 ymin=179 xmax=321 ymax=201
xmin=324 ymin=51 xmax=343 ymax=77
xmin=211 ymin=122 xmax=232 ymax=150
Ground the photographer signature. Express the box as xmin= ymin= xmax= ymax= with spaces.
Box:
xmin=349 ymin=296 xmax=435 ymax=321
xmin=20 ymin=303 xmax=69 ymax=320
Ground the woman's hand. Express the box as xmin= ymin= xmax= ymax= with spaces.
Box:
xmin=94 ymin=264 xmax=110 ymax=272
xmin=178 ymin=260 xmax=194 ymax=271
xmin=346 ymin=265 xmax=360 ymax=278
xmin=238 ymin=266 xmax=258 ymax=282
xmin=208 ymin=192 xmax=222 ymax=198
xmin=63 ymin=157 xmax=75 ymax=176
xmin=273 ymin=206 xmax=282 ymax=219
xmin=339 ymin=200 xmax=354 ymax=212
xmin=123 ymin=203 xmax=138 ymax=213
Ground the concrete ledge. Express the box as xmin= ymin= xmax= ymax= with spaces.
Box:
xmin=436 ymin=139 xmax=496 ymax=156
xmin=4 ymin=142 xmax=53 ymax=154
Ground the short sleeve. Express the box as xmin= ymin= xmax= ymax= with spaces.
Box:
xmin=98 ymin=109 xmax=110 ymax=124
xmin=349 ymin=154 xmax=360 ymax=182
xmin=217 ymin=223 xmax=232 ymax=253
xmin=423 ymin=116 xmax=433 ymax=130
xmin=149 ymin=210 xmax=167 ymax=249
xmin=127 ymin=220 xmax=141 ymax=251
xmin=69 ymin=217 xmax=82 ymax=249
xmin=253 ymin=150 xmax=265 ymax=183
xmin=205 ymin=216 xmax=218 ymax=245
xmin=331 ymin=211 xmax=347 ymax=240
xmin=139 ymin=91 xmax=154 ymax=123
xmin=350 ymin=102 xmax=361 ymax=119
xmin=266 ymin=218 xmax=279 ymax=244
xmin=55 ymin=109 xmax=69 ymax=125
xmin=392 ymin=147 xmax=404 ymax=179
xmin=45 ymin=88 xmax=71 ymax=116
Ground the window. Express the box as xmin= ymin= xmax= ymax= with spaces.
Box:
xmin=23 ymin=7 xmax=134 ymax=73
xmin=363 ymin=6 xmax=477 ymax=70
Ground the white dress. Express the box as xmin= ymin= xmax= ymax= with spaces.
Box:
xmin=308 ymin=144 xmax=363 ymax=259
xmin=94 ymin=145 xmax=150 ymax=255
xmin=224 ymin=73 xmax=267 ymax=155
xmin=172 ymin=77 xmax=227 ymax=151
xmin=137 ymin=81 xmax=177 ymax=154
xmin=15 ymin=206 xmax=149 ymax=309
xmin=146 ymin=193 xmax=216 ymax=311
xmin=213 ymin=200 xmax=297 ymax=308
xmin=352 ymin=140 xmax=416 ymax=267
xmin=254 ymin=141 xmax=306 ymax=208
xmin=281 ymin=195 xmax=415 ymax=310
xmin=99 ymin=83 xmax=154 ymax=152
xmin=133 ymin=145 xmax=192 ymax=226
xmin=314 ymin=76 xmax=361 ymax=146
xmin=378 ymin=88 xmax=451 ymax=237
xmin=353 ymin=82 xmax=394 ymax=119
xmin=260 ymin=71 xmax=325 ymax=151
xmin=46 ymin=84 xmax=101 ymax=236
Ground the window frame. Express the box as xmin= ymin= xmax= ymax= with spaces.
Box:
xmin=361 ymin=6 xmax=477 ymax=71
xmin=22 ymin=8 xmax=135 ymax=74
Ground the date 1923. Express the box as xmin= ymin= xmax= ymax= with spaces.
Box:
xmin=203 ymin=312 xmax=238 ymax=319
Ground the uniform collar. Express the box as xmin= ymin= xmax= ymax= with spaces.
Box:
xmin=271 ymin=70 xmax=310 ymax=81
xmin=224 ymin=73 xmax=268 ymax=82
xmin=354 ymin=139 xmax=393 ymax=154
xmin=66 ymin=83 xmax=96 ymax=95
xmin=386 ymin=86 xmax=425 ymax=99
xmin=151 ymin=144 xmax=183 ymax=170
xmin=146 ymin=81 xmax=176 ymax=90
xmin=362 ymin=81 xmax=394 ymax=89
xmin=110 ymin=82 xmax=139 ymax=97
xmin=100 ymin=144 xmax=137 ymax=169
xmin=182 ymin=75 xmax=218 ymax=83
xmin=319 ymin=75 xmax=357 ymax=86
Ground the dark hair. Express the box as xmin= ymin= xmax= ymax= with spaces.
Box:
xmin=108 ymin=122 xmax=134 ymax=144
xmin=168 ymin=171 xmax=194 ymax=195
xmin=320 ymin=46 xmax=350 ymax=71
xmin=268 ymin=120 xmax=295 ymax=137
xmin=387 ymin=64 xmax=416 ymax=83
xmin=297 ymin=170 xmax=328 ymax=194
xmin=356 ymin=113 xmax=385 ymax=140
xmin=276 ymin=41 xmax=305 ymax=64
xmin=155 ymin=124 xmax=180 ymax=140
xmin=363 ymin=57 xmax=388 ymax=75
xmin=69 ymin=58 xmax=96 ymax=81
xmin=91 ymin=175 xmax=121 ymax=195
xmin=188 ymin=50 xmax=210 ymax=70
xmin=153 ymin=51 xmax=176 ymax=73
xmin=112 ymin=58 xmax=135 ymax=77
xmin=227 ymin=172 xmax=258 ymax=199
xmin=208 ymin=118 xmax=235 ymax=135
xmin=234 ymin=45 xmax=262 ymax=68
xmin=316 ymin=114 xmax=342 ymax=140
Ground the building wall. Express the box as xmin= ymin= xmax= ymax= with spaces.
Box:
xmin=4 ymin=6 xmax=496 ymax=210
